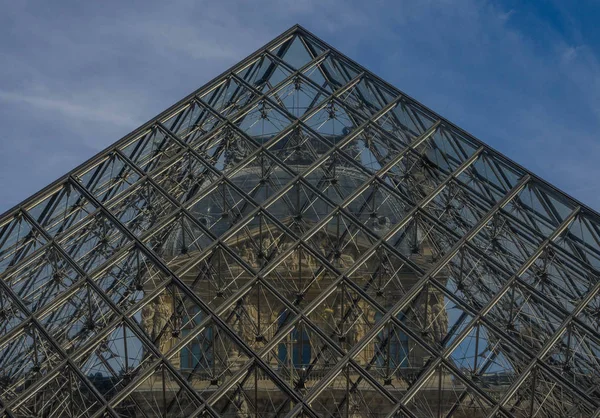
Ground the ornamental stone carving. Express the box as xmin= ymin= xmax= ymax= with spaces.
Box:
xmin=141 ymin=293 xmax=175 ymax=354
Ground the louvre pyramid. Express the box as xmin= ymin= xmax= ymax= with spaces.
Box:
xmin=1 ymin=24 xmax=600 ymax=418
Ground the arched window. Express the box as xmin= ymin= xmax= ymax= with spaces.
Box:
xmin=374 ymin=312 xmax=409 ymax=370
xmin=277 ymin=311 xmax=311 ymax=368
xmin=180 ymin=307 xmax=213 ymax=370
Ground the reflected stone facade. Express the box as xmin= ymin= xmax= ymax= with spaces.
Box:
xmin=0 ymin=25 xmax=599 ymax=418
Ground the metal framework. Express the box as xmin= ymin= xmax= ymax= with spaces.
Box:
xmin=0 ymin=25 xmax=599 ymax=418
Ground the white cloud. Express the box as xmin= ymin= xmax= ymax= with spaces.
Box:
xmin=0 ymin=89 xmax=137 ymax=126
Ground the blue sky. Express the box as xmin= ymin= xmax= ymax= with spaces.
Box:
xmin=1 ymin=0 xmax=600 ymax=214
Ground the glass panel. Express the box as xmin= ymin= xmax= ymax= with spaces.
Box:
xmin=26 ymin=183 xmax=96 ymax=238
xmin=76 ymin=153 xmax=141 ymax=204
xmin=121 ymin=127 xmax=184 ymax=174
xmin=237 ymin=53 xmax=293 ymax=91
xmin=271 ymin=35 xmax=316 ymax=70
xmin=0 ymin=213 xmax=47 ymax=275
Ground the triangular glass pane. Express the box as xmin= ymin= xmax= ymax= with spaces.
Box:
xmin=162 ymin=100 xmax=221 ymax=142
xmin=429 ymin=127 xmax=480 ymax=171
xmin=505 ymin=182 xmax=576 ymax=239
xmin=25 ymin=182 xmax=96 ymax=239
xmin=375 ymin=99 xmax=437 ymax=140
xmin=121 ymin=126 xmax=184 ymax=174
xmin=75 ymin=152 xmax=141 ymax=204
xmin=456 ymin=153 xmax=525 ymax=206
xmin=272 ymin=35 xmax=315 ymax=70
xmin=339 ymin=76 xmax=396 ymax=118
xmin=301 ymin=52 xmax=360 ymax=92
xmin=3 ymin=247 xmax=81 ymax=314
xmin=200 ymin=76 xmax=260 ymax=120
xmin=266 ymin=125 xmax=330 ymax=175
xmin=0 ymin=213 xmax=47 ymax=276
xmin=56 ymin=212 xmax=131 ymax=272
xmin=237 ymin=53 xmax=294 ymax=92
xmin=560 ymin=212 xmax=600 ymax=271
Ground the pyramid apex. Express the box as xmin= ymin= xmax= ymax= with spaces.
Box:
xmin=290 ymin=23 xmax=308 ymax=32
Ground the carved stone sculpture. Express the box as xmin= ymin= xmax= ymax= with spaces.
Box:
xmin=141 ymin=303 xmax=155 ymax=337
xmin=153 ymin=295 xmax=171 ymax=353
xmin=141 ymin=294 xmax=173 ymax=354
xmin=426 ymin=292 xmax=448 ymax=344
xmin=242 ymin=242 xmax=257 ymax=267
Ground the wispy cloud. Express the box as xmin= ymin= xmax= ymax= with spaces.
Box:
xmin=0 ymin=90 xmax=137 ymax=126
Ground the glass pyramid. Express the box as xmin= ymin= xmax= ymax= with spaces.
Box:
xmin=0 ymin=24 xmax=599 ymax=418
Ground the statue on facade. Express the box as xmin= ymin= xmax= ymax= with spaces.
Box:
xmin=320 ymin=237 xmax=331 ymax=256
xmin=262 ymin=237 xmax=272 ymax=260
xmin=288 ymin=247 xmax=299 ymax=271
xmin=141 ymin=294 xmax=173 ymax=353
xmin=153 ymin=295 xmax=171 ymax=352
xmin=426 ymin=293 xmax=448 ymax=345
xmin=242 ymin=242 xmax=257 ymax=267
xmin=141 ymin=303 xmax=155 ymax=337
